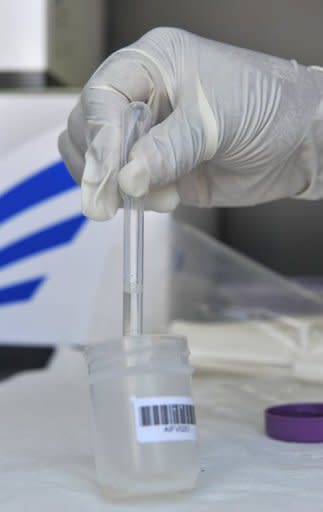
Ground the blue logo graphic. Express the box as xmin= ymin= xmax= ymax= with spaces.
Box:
xmin=0 ymin=161 xmax=86 ymax=305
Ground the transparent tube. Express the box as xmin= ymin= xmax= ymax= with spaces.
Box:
xmin=123 ymin=196 xmax=144 ymax=335
xmin=121 ymin=102 xmax=152 ymax=336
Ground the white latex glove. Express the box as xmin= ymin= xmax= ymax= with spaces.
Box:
xmin=58 ymin=27 xmax=323 ymax=221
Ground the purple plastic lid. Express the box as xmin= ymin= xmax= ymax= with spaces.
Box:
xmin=265 ymin=403 xmax=323 ymax=443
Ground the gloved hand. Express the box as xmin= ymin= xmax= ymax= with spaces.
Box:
xmin=58 ymin=27 xmax=323 ymax=221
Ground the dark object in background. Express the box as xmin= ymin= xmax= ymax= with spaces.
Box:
xmin=0 ymin=72 xmax=64 ymax=89
xmin=221 ymin=200 xmax=323 ymax=276
xmin=0 ymin=346 xmax=54 ymax=381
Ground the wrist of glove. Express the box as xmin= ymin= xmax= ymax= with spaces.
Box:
xmin=58 ymin=27 xmax=323 ymax=220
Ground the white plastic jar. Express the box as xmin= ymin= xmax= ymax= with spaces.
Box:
xmin=85 ymin=334 xmax=200 ymax=498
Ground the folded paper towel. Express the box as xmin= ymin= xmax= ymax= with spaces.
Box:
xmin=170 ymin=316 xmax=323 ymax=382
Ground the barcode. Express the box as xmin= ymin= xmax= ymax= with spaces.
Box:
xmin=139 ymin=403 xmax=196 ymax=427
xmin=132 ymin=396 xmax=197 ymax=443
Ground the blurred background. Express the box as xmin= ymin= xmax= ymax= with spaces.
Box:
xmin=0 ymin=0 xmax=322 ymax=375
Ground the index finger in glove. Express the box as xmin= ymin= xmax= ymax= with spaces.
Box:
xmin=81 ymin=57 xmax=155 ymax=220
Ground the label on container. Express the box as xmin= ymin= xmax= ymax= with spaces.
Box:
xmin=131 ymin=396 xmax=197 ymax=443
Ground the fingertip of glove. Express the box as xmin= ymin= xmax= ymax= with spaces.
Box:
xmin=81 ymin=183 xmax=118 ymax=221
xmin=58 ymin=131 xmax=83 ymax=186
xmin=145 ymin=184 xmax=180 ymax=212
xmin=118 ymin=159 xmax=150 ymax=197
xmin=57 ymin=130 xmax=66 ymax=156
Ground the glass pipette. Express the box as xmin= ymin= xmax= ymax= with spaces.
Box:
xmin=121 ymin=102 xmax=152 ymax=336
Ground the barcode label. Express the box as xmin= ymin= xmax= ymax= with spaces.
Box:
xmin=132 ymin=396 xmax=197 ymax=444
xmin=140 ymin=403 xmax=196 ymax=426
